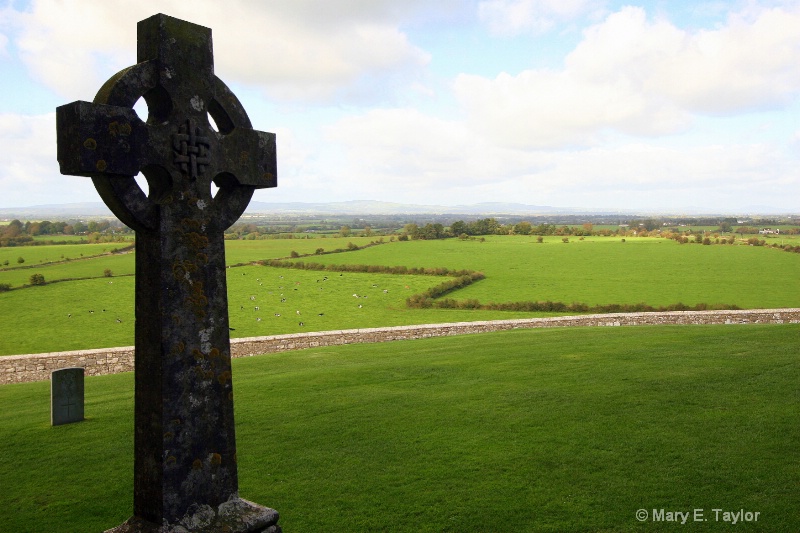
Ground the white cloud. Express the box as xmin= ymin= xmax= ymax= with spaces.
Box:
xmin=478 ymin=0 xmax=605 ymax=35
xmin=456 ymin=5 xmax=800 ymax=149
xmin=323 ymin=108 xmax=544 ymax=191
xmin=6 ymin=0 xmax=432 ymax=103
xmin=0 ymin=112 xmax=96 ymax=206
xmin=316 ymin=102 xmax=798 ymax=209
xmin=569 ymin=6 xmax=800 ymax=114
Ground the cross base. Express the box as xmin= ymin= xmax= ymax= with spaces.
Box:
xmin=104 ymin=497 xmax=280 ymax=533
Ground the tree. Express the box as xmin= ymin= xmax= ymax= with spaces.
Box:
xmin=30 ymin=273 xmax=46 ymax=286
xmin=339 ymin=225 xmax=351 ymax=238
xmin=450 ymin=220 xmax=468 ymax=236
xmin=3 ymin=220 xmax=23 ymax=239
xmin=403 ymin=223 xmax=419 ymax=239
xmin=514 ymin=221 xmax=532 ymax=235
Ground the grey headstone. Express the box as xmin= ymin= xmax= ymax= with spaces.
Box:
xmin=51 ymin=367 xmax=84 ymax=426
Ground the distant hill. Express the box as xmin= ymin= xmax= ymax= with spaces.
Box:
xmin=0 ymin=200 xmax=620 ymax=219
xmin=0 ymin=202 xmax=114 ymax=219
xmin=0 ymin=200 xmax=793 ymax=219
xmin=243 ymin=200 xmax=633 ymax=216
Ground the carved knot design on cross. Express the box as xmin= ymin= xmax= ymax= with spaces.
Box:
xmin=173 ymin=119 xmax=211 ymax=179
xmin=56 ymin=13 xmax=276 ymax=234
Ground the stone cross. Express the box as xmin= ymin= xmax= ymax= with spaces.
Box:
xmin=56 ymin=14 xmax=279 ymax=532
xmin=51 ymin=367 xmax=84 ymax=426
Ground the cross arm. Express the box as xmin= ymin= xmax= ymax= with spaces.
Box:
xmin=56 ymin=101 xmax=147 ymax=178
xmin=217 ymin=129 xmax=277 ymax=188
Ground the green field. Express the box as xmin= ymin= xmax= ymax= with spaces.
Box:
xmin=1 ymin=235 xmax=799 ymax=355
xmin=297 ymin=236 xmax=800 ymax=308
xmin=0 ymin=242 xmax=131 ymax=269
xmin=1 ymin=325 xmax=797 ymax=532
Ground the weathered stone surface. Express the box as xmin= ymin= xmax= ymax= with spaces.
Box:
xmin=56 ymin=13 xmax=278 ymax=532
xmin=51 ymin=367 xmax=84 ymax=426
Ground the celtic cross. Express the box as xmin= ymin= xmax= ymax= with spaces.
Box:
xmin=56 ymin=14 xmax=279 ymax=532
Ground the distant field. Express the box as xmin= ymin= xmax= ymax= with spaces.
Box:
xmin=1 ymin=324 xmax=797 ymax=531
xmin=0 ymin=242 xmax=130 ymax=269
xmin=224 ymin=235 xmax=379 ymax=265
xmin=1 ymin=235 xmax=799 ymax=355
xmin=0 ymin=237 xmax=377 ymax=289
xmin=0 ymin=254 xmax=135 ymax=288
xmin=0 ymin=265 xmax=546 ymax=355
xmin=309 ymin=236 xmax=800 ymax=309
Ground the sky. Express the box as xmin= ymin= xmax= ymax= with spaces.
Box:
xmin=0 ymin=0 xmax=799 ymax=214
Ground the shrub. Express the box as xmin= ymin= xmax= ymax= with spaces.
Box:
xmin=17 ymin=256 xmax=24 ymax=264
xmin=29 ymin=273 xmax=45 ymax=286
xmin=0 ymin=283 xmax=11 ymax=292
xmin=562 ymin=237 xmax=569 ymax=243
xmin=104 ymin=268 xmax=113 ymax=277
xmin=290 ymin=250 xmax=300 ymax=258
xmin=536 ymin=236 xmax=544 ymax=243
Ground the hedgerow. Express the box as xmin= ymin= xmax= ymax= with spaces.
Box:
xmin=261 ymin=253 xmax=743 ymax=314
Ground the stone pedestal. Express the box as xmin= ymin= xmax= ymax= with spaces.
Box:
xmin=105 ymin=497 xmax=280 ymax=533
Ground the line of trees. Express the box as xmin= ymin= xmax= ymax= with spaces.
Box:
xmin=0 ymin=219 xmax=131 ymax=247
xmin=401 ymin=219 xmax=600 ymax=240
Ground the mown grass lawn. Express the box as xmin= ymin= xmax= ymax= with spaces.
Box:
xmin=1 ymin=324 xmax=798 ymax=532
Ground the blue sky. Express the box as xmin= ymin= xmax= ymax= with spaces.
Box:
xmin=1 ymin=0 xmax=798 ymax=213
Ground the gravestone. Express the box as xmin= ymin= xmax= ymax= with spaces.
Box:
xmin=51 ymin=367 xmax=84 ymax=426
xmin=56 ymin=14 xmax=280 ymax=532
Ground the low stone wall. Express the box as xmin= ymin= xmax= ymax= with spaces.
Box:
xmin=3 ymin=308 xmax=799 ymax=385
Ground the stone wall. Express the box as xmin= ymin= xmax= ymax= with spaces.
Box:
xmin=3 ymin=308 xmax=799 ymax=385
